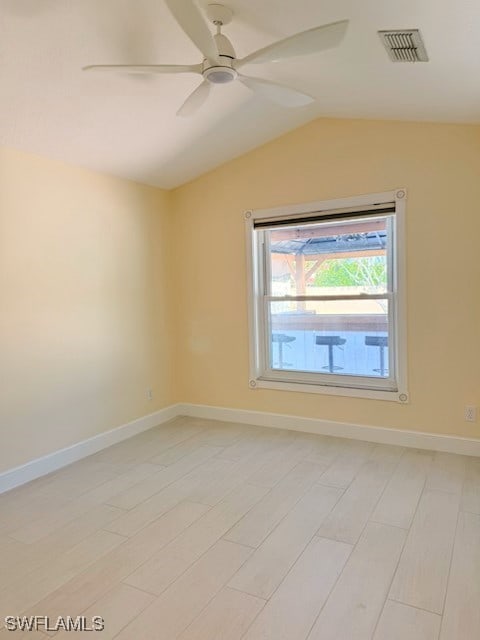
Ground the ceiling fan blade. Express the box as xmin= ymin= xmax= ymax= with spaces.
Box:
xmin=83 ymin=64 xmax=202 ymax=75
xmin=177 ymin=80 xmax=212 ymax=117
xmin=236 ymin=20 xmax=349 ymax=68
xmin=165 ymin=0 xmax=218 ymax=61
xmin=239 ymin=75 xmax=314 ymax=107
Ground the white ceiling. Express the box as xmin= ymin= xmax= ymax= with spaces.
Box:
xmin=1 ymin=0 xmax=479 ymax=188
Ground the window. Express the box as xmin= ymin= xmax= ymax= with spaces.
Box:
xmin=246 ymin=190 xmax=408 ymax=402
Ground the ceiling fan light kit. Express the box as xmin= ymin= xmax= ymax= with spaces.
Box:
xmin=83 ymin=0 xmax=350 ymax=116
xmin=203 ymin=65 xmax=237 ymax=84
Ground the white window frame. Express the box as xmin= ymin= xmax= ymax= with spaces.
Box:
xmin=245 ymin=189 xmax=408 ymax=403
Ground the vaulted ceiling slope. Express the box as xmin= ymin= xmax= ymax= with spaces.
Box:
xmin=1 ymin=0 xmax=479 ymax=188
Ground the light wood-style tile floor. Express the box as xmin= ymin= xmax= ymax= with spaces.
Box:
xmin=1 ymin=417 xmax=479 ymax=639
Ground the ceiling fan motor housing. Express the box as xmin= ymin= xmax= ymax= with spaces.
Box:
xmin=214 ymin=33 xmax=236 ymax=59
xmin=203 ymin=28 xmax=237 ymax=85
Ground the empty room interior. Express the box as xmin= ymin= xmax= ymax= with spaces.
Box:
xmin=1 ymin=0 xmax=480 ymax=638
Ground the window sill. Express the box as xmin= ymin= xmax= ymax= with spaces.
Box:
xmin=250 ymin=377 xmax=409 ymax=403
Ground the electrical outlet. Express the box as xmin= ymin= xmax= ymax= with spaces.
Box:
xmin=465 ymin=405 xmax=477 ymax=422
xmin=146 ymin=388 xmax=153 ymax=401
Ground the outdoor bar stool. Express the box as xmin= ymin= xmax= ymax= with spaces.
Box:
xmin=315 ymin=335 xmax=346 ymax=373
xmin=365 ymin=336 xmax=388 ymax=376
xmin=272 ymin=333 xmax=296 ymax=369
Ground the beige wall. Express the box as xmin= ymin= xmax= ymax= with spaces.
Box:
xmin=2 ymin=117 xmax=480 ymax=474
xmin=171 ymin=118 xmax=480 ymax=439
xmin=0 ymin=147 xmax=174 ymax=472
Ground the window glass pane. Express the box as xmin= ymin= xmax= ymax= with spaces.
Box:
xmin=268 ymin=216 xmax=389 ymax=298
xmin=269 ymin=299 xmax=390 ymax=378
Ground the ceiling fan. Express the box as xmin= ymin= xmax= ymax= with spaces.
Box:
xmin=83 ymin=1 xmax=349 ymax=117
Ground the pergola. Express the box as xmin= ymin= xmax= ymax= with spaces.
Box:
xmin=270 ymin=218 xmax=387 ymax=297
xmin=269 ymin=220 xmax=388 ymax=333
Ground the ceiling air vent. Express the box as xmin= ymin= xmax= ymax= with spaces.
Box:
xmin=378 ymin=29 xmax=429 ymax=62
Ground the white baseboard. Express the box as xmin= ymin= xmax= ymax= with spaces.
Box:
xmin=2 ymin=401 xmax=478 ymax=495
xmin=178 ymin=403 xmax=480 ymax=457
xmin=0 ymin=404 xmax=180 ymax=495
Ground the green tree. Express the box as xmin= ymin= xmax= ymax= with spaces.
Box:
xmin=313 ymin=256 xmax=386 ymax=288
